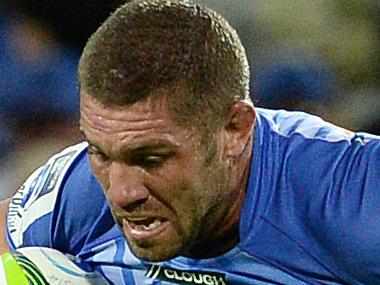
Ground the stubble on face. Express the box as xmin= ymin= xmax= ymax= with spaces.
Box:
xmin=128 ymin=145 xmax=231 ymax=261
xmin=110 ymin=132 xmax=232 ymax=261
xmin=80 ymin=92 xmax=240 ymax=261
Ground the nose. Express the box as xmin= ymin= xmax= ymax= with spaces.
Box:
xmin=107 ymin=161 xmax=150 ymax=209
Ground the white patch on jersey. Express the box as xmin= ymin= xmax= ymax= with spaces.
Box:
xmin=7 ymin=142 xmax=88 ymax=248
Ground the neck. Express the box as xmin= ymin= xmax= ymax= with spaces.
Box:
xmin=184 ymin=222 xmax=240 ymax=259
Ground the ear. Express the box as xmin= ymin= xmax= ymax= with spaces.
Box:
xmin=223 ymin=101 xmax=256 ymax=157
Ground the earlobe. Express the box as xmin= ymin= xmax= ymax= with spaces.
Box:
xmin=224 ymin=102 xmax=255 ymax=157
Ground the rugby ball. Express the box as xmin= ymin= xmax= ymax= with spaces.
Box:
xmin=0 ymin=247 xmax=110 ymax=285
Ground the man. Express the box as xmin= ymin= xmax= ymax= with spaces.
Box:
xmin=1 ymin=0 xmax=380 ymax=284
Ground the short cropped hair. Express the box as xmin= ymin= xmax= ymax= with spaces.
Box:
xmin=79 ymin=0 xmax=250 ymax=129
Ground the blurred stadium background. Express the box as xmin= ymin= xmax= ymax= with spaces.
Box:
xmin=0 ymin=0 xmax=379 ymax=198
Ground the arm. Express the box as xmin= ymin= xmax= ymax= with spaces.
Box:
xmin=0 ymin=199 xmax=11 ymax=254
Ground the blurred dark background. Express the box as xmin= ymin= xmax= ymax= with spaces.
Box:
xmin=0 ymin=0 xmax=379 ymax=198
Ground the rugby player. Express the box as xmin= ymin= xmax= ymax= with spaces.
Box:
xmin=1 ymin=0 xmax=380 ymax=284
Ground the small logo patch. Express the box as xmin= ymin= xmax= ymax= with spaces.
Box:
xmin=145 ymin=264 xmax=227 ymax=285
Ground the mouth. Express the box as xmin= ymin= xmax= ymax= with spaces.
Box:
xmin=123 ymin=216 xmax=169 ymax=240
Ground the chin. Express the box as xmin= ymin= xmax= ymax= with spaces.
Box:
xmin=123 ymin=230 xmax=185 ymax=261
xmin=129 ymin=242 xmax=181 ymax=262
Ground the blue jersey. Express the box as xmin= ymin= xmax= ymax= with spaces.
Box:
xmin=6 ymin=108 xmax=380 ymax=285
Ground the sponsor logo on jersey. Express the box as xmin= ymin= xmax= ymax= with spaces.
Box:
xmin=28 ymin=150 xmax=78 ymax=205
xmin=8 ymin=182 xmax=35 ymax=235
xmin=145 ymin=264 xmax=227 ymax=285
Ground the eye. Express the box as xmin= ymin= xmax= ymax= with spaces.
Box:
xmin=132 ymin=154 xmax=169 ymax=168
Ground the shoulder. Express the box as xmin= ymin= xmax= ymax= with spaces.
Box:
xmin=251 ymin=109 xmax=380 ymax=283
xmin=7 ymin=142 xmax=89 ymax=249
xmin=256 ymin=108 xmax=380 ymax=188
xmin=256 ymin=108 xmax=356 ymax=142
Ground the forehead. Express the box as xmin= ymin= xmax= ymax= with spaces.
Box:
xmin=79 ymin=93 xmax=198 ymax=153
xmin=80 ymin=92 xmax=169 ymax=124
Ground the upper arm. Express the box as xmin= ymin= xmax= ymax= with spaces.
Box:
xmin=0 ymin=199 xmax=10 ymax=254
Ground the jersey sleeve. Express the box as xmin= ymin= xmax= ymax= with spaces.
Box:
xmin=6 ymin=142 xmax=89 ymax=251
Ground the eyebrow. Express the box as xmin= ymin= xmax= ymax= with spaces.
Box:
xmin=79 ymin=124 xmax=179 ymax=156
xmin=87 ymin=137 xmax=178 ymax=159
xmin=126 ymin=141 xmax=178 ymax=153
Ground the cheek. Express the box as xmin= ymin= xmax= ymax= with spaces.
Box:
xmin=163 ymin=180 xmax=204 ymax=236
xmin=194 ymin=161 xmax=229 ymax=206
xmin=148 ymin=168 xmax=201 ymax=210
xmin=168 ymin=176 xmax=209 ymax=217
